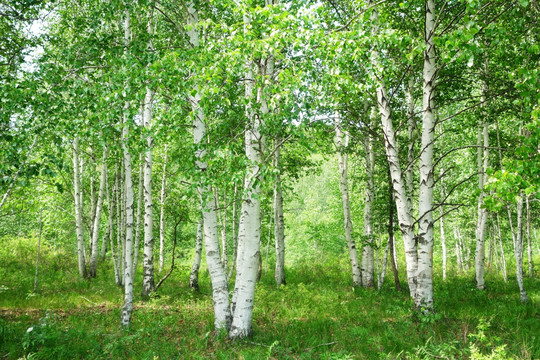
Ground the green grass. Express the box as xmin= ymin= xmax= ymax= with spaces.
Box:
xmin=1 ymin=237 xmax=539 ymax=359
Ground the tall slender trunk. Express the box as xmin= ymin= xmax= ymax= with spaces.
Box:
xmin=415 ymin=0 xmax=437 ymax=310
xmin=142 ymin=17 xmax=156 ymax=296
xmin=335 ymin=121 xmax=362 ymax=287
xmin=73 ymin=137 xmax=87 ymax=278
xmin=369 ymin=4 xmax=417 ymax=298
xmin=100 ymin=167 xmax=112 ymax=261
xmin=89 ymin=168 xmax=97 ymax=243
xmin=89 ymin=149 xmax=108 ymax=277
xmin=120 ymin=9 xmax=135 ymax=327
xmin=475 ymin=100 xmax=489 ymax=289
xmin=387 ymin=168 xmax=401 ymax=291
xmin=120 ymin=162 xmax=125 ymax=282
xmin=188 ymin=2 xmax=231 ymax=332
xmin=133 ymin=159 xmax=143 ymax=278
xmin=116 ymin=168 xmax=124 ymax=286
xmin=159 ymin=146 xmax=168 ymax=272
xmin=216 ymin=188 xmax=228 ymax=274
xmin=229 ymin=8 xmax=268 ymax=338
xmin=109 ymin=170 xmax=121 ymax=285
xmin=273 ymin=144 xmax=286 ymax=286
xmin=189 ymin=219 xmax=203 ymax=290
xmin=526 ymin=196 xmax=533 ymax=277
xmin=377 ymin=237 xmax=390 ymax=290
xmin=362 ymin=125 xmax=375 ymax=287
xmin=514 ymin=195 xmax=528 ymax=302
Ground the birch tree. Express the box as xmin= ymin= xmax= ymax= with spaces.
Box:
xmin=89 ymin=149 xmax=107 ymax=278
xmin=189 ymin=219 xmax=203 ymax=290
xmin=362 ymin=122 xmax=375 ymax=288
xmin=187 ymin=2 xmax=231 ymax=331
xmin=120 ymin=8 xmax=135 ymax=327
xmin=141 ymin=11 xmax=156 ymax=298
xmin=73 ymin=137 xmax=87 ymax=278
xmin=335 ymin=119 xmax=362 ymax=287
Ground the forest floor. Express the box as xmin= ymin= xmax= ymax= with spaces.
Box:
xmin=1 ymin=238 xmax=540 ymax=359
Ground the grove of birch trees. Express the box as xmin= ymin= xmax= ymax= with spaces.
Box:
xmin=1 ymin=0 xmax=539 ymax=344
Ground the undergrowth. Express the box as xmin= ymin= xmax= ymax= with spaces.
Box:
xmin=1 ymin=237 xmax=539 ymax=359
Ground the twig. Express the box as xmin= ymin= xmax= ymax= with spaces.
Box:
xmin=304 ymin=341 xmax=337 ymax=351
xmin=81 ymin=296 xmax=97 ymax=305
xmin=249 ymin=341 xmax=271 ymax=347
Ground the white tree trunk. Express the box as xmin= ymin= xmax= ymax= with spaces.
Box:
xmin=362 ymin=127 xmax=375 ymax=287
xmin=89 ymin=149 xmax=108 ymax=278
xmin=369 ymin=5 xmax=417 ymax=298
xmin=133 ymin=159 xmax=143 ymax=278
xmin=115 ymin=168 xmax=124 ymax=285
xmin=108 ymin=171 xmax=121 ymax=285
xmin=159 ymin=146 xmax=168 ymax=272
xmin=335 ymin=121 xmax=362 ymax=287
xmin=526 ymin=196 xmax=533 ymax=277
xmin=73 ymin=137 xmax=87 ymax=278
xmin=189 ymin=219 xmax=203 ymax=290
xmin=273 ymin=145 xmax=286 ymax=286
xmin=416 ymin=0 xmax=437 ymax=310
xmin=216 ymin=188 xmax=228 ymax=274
xmin=229 ymin=10 xmax=266 ymax=338
xmin=188 ymin=2 xmax=231 ymax=332
xmin=514 ymin=195 xmax=528 ymax=302
xmin=142 ymin=88 xmax=155 ymax=297
xmin=475 ymin=114 xmax=489 ymax=290
xmin=120 ymin=163 xmax=125 ymax=282
xmin=121 ymin=9 xmax=135 ymax=327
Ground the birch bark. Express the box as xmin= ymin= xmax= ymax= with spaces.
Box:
xmin=215 ymin=188 xmax=228 ymax=274
xmin=89 ymin=149 xmax=108 ymax=278
xmin=120 ymin=9 xmax=135 ymax=327
xmin=188 ymin=2 xmax=231 ymax=331
xmin=189 ymin=219 xmax=203 ymax=290
xmin=362 ymin=127 xmax=375 ymax=287
xmin=229 ymin=8 xmax=267 ymax=338
xmin=526 ymin=196 xmax=533 ymax=277
xmin=387 ymin=169 xmax=401 ymax=291
xmin=133 ymin=159 xmax=143 ymax=278
xmin=475 ymin=105 xmax=489 ymax=290
xmin=515 ymin=195 xmax=528 ymax=302
xmin=73 ymin=137 xmax=87 ymax=278
xmin=142 ymin=15 xmax=156 ymax=297
xmin=415 ymin=0 xmax=437 ymax=310
xmin=335 ymin=120 xmax=362 ymax=287
xmin=108 ymin=171 xmax=121 ymax=285
xmin=369 ymin=5 xmax=417 ymax=298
